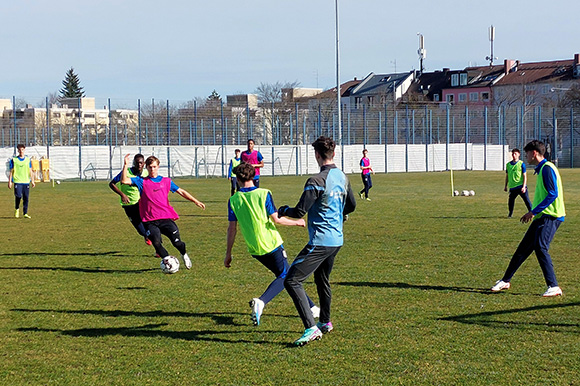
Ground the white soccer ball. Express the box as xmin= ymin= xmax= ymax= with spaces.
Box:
xmin=462 ymin=190 xmax=470 ymax=196
xmin=453 ymin=190 xmax=459 ymax=196
xmin=56 ymin=180 xmax=61 ymax=185
xmin=160 ymin=256 xmax=180 ymax=274
xmin=469 ymin=190 xmax=475 ymax=196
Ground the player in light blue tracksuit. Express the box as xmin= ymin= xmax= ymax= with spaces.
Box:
xmin=278 ymin=136 xmax=356 ymax=346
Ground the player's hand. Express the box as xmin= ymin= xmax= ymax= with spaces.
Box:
xmin=31 ymin=181 xmax=36 ymax=188
xmin=123 ymin=154 xmax=131 ymax=166
xmin=520 ymin=212 xmax=534 ymax=224
xmin=521 ymin=186 xmax=526 ymax=193
xmin=195 ymin=200 xmax=206 ymax=210
xmin=8 ymin=181 xmax=12 ymax=189
xmin=224 ymin=255 xmax=232 ymax=268
xmin=121 ymin=193 xmax=130 ymax=204
xmin=296 ymin=218 xmax=306 ymax=227
xmin=504 ymin=187 xmax=507 ymax=192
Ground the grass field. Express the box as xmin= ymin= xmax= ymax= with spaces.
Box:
xmin=1 ymin=170 xmax=579 ymax=385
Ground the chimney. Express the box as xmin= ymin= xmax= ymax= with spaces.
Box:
xmin=575 ymin=53 xmax=580 ymax=66
xmin=504 ymin=59 xmax=516 ymax=75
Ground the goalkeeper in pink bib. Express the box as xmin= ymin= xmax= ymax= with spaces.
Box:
xmin=121 ymin=154 xmax=205 ymax=269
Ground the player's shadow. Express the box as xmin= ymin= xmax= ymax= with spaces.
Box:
xmin=16 ymin=324 xmax=285 ymax=345
xmin=0 ymin=266 xmax=157 ymax=274
xmin=431 ymin=216 xmax=503 ymax=219
xmin=11 ymin=308 xmax=299 ymax=326
xmin=0 ymin=251 xmax=124 ymax=257
xmin=439 ymin=302 xmax=580 ymax=333
xmin=335 ymin=281 xmax=490 ymax=294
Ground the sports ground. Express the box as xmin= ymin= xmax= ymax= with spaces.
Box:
xmin=1 ymin=170 xmax=579 ymax=385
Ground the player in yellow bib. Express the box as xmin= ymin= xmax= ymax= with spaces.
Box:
xmin=504 ymin=148 xmax=532 ymax=217
xmin=8 ymin=144 xmax=35 ymax=218
xmin=225 ymin=162 xmax=320 ymax=326
xmin=492 ymin=140 xmax=565 ymax=297
xmin=109 ymin=154 xmax=150 ymax=245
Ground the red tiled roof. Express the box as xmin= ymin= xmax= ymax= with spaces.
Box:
xmin=495 ymin=59 xmax=574 ymax=85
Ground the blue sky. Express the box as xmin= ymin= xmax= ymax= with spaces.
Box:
xmin=1 ymin=0 xmax=578 ymax=103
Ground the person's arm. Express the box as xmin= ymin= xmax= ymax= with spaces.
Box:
xmin=521 ymin=171 xmax=527 ymax=193
xmin=270 ymin=212 xmax=305 ymax=227
xmin=228 ymin=160 xmax=233 ymax=180
xmin=109 ymin=172 xmax=130 ymax=204
xmin=254 ymin=152 xmax=264 ymax=169
xmin=278 ymin=181 xmax=321 ymax=219
xmin=28 ymin=159 xmax=35 ymax=188
xmin=344 ymin=181 xmax=357 ymax=216
xmin=175 ymin=188 xmax=206 ymax=210
xmin=8 ymin=166 xmax=13 ymax=189
xmin=225 ymin=221 xmax=237 ymax=268
xmin=120 ymin=154 xmax=132 ymax=185
xmin=504 ymin=171 xmax=508 ymax=192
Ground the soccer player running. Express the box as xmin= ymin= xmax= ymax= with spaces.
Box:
xmin=109 ymin=154 xmax=150 ymax=245
xmin=491 ymin=140 xmax=565 ymax=297
xmin=121 ymin=154 xmax=205 ymax=269
xmin=278 ymin=136 xmax=357 ymax=346
xmin=504 ymin=148 xmax=532 ymax=217
xmin=241 ymin=139 xmax=264 ymax=188
xmin=228 ymin=149 xmax=242 ymax=196
xmin=225 ymin=162 xmax=321 ymax=326
xmin=359 ymin=149 xmax=374 ymax=201
xmin=8 ymin=144 xmax=35 ymax=218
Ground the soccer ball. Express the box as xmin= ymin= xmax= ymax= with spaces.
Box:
xmin=469 ymin=190 xmax=475 ymax=196
xmin=56 ymin=180 xmax=61 ymax=185
xmin=160 ymin=256 xmax=180 ymax=274
xmin=462 ymin=190 xmax=470 ymax=196
xmin=453 ymin=190 xmax=459 ymax=196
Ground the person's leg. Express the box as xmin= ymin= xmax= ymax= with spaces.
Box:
xmin=158 ymin=219 xmax=187 ymax=255
xmin=367 ymin=174 xmax=373 ymax=193
xmin=14 ymin=184 xmax=23 ymax=211
xmin=123 ymin=204 xmax=147 ymax=237
xmin=230 ymin=177 xmax=237 ymax=196
xmin=255 ymin=247 xmax=316 ymax=307
xmin=285 ymin=245 xmax=328 ymax=329
xmin=144 ymin=221 xmax=169 ymax=257
xmin=501 ymin=220 xmax=538 ymax=282
xmin=22 ymin=184 xmax=30 ymax=214
xmin=534 ymin=216 xmax=561 ymax=288
xmin=521 ymin=189 xmax=532 ymax=212
xmin=508 ymin=189 xmax=518 ymax=217
xmin=359 ymin=174 xmax=366 ymax=197
xmin=313 ymin=247 xmax=340 ymax=324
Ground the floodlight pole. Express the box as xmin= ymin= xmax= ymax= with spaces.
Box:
xmin=335 ymin=0 xmax=343 ymax=169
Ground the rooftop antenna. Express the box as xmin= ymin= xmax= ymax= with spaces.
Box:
xmin=417 ymin=33 xmax=426 ymax=73
xmin=485 ymin=25 xmax=497 ymax=67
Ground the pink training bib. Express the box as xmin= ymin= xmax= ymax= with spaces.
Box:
xmin=139 ymin=177 xmax=179 ymax=222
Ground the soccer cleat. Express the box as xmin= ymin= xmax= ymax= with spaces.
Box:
xmin=316 ymin=321 xmax=334 ymax=334
xmin=145 ymin=238 xmax=152 ymax=246
xmin=542 ymin=286 xmax=562 ymax=297
xmin=23 ymin=214 xmax=31 ymax=219
xmin=311 ymin=306 xmax=320 ymax=319
xmin=182 ymin=253 xmax=192 ymax=270
xmin=15 ymin=209 xmax=19 ymax=218
xmin=491 ymin=280 xmax=511 ymax=292
xmin=359 ymin=191 xmax=364 ymax=199
xmin=366 ymin=197 xmax=371 ymax=201
xmin=293 ymin=326 xmax=322 ymax=346
xmin=249 ymin=298 xmax=264 ymax=326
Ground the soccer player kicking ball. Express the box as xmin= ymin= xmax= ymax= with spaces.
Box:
xmin=225 ymin=162 xmax=321 ymax=326
xmin=278 ymin=136 xmax=357 ymax=346
xmin=121 ymin=154 xmax=205 ymax=269
xmin=492 ymin=140 xmax=565 ymax=297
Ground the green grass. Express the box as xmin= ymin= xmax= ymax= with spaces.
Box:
xmin=1 ymin=170 xmax=579 ymax=385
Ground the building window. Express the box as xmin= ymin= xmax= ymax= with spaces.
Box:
xmin=434 ymin=94 xmax=440 ymax=102
xmin=469 ymin=92 xmax=478 ymax=101
xmin=460 ymin=73 xmax=468 ymax=86
xmin=458 ymin=93 xmax=467 ymax=102
xmin=355 ymin=97 xmax=362 ymax=109
xmin=84 ymin=113 xmax=95 ymax=118
xmin=451 ymin=74 xmax=459 ymax=87
xmin=481 ymin=92 xmax=490 ymax=101
xmin=446 ymin=94 xmax=454 ymax=103
xmin=367 ymin=96 xmax=375 ymax=106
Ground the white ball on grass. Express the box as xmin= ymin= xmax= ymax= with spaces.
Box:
xmin=160 ymin=256 xmax=180 ymax=274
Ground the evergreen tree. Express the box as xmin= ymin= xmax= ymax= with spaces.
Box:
xmin=59 ymin=67 xmax=85 ymax=98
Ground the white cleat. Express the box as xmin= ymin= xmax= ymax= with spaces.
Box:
xmin=491 ymin=280 xmax=511 ymax=292
xmin=182 ymin=253 xmax=192 ymax=270
xmin=542 ymin=286 xmax=562 ymax=297
xmin=249 ymin=298 xmax=264 ymax=326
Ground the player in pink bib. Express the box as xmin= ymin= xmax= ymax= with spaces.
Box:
xmin=241 ymin=139 xmax=264 ymax=187
xmin=121 ymin=154 xmax=205 ymax=269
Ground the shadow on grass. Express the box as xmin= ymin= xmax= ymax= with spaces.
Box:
xmin=439 ymin=302 xmax=580 ymax=332
xmin=0 ymin=266 xmax=157 ymax=274
xmin=16 ymin=324 xmax=285 ymax=345
xmin=11 ymin=308 xmax=300 ymax=325
xmin=431 ymin=216 xmax=505 ymax=219
xmin=335 ymin=281 xmax=490 ymax=294
xmin=0 ymin=251 xmax=124 ymax=257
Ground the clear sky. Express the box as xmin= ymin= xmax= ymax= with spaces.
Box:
xmin=1 ymin=0 xmax=578 ymax=104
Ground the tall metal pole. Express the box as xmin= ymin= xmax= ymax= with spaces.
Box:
xmin=335 ymin=0 xmax=343 ymax=169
